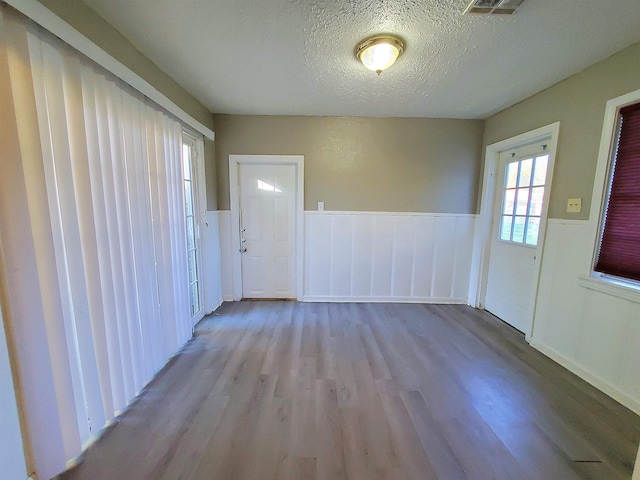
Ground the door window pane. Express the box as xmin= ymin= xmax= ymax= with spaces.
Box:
xmin=518 ymin=158 xmax=533 ymax=187
xmin=501 ymin=216 xmax=513 ymax=240
xmin=506 ymin=162 xmax=518 ymax=188
xmin=503 ymin=189 xmax=515 ymax=215
xmin=190 ymin=282 xmax=200 ymax=316
xmin=185 ymin=182 xmax=193 ymax=216
xmin=183 ymin=144 xmax=192 ymax=181
xmin=515 ymin=188 xmax=530 ymax=215
xmin=532 ymin=155 xmax=548 ymax=186
xmin=512 ymin=216 xmax=526 ymax=243
xmin=526 ymin=217 xmax=540 ymax=245
xmin=188 ymin=251 xmax=198 ymax=281
xmin=530 ymin=187 xmax=544 ymax=216
xmin=498 ymin=152 xmax=548 ymax=246
xmin=186 ymin=217 xmax=195 ymax=250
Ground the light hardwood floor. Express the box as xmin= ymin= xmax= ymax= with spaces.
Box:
xmin=57 ymin=301 xmax=640 ymax=480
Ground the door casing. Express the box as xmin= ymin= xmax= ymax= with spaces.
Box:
xmin=229 ymin=155 xmax=304 ymax=301
xmin=469 ymin=122 xmax=560 ymax=341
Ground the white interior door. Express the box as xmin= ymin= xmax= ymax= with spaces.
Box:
xmin=485 ymin=142 xmax=554 ymax=334
xmin=239 ymin=163 xmax=296 ymax=299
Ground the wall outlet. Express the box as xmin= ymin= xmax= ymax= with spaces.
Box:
xmin=318 ymin=201 xmax=324 ymax=212
xmin=567 ymin=197 xmax=582 ymax=213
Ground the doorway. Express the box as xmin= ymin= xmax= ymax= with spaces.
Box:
xmin=470 ymin=123 xmax=560 ymax=339
xmin=229 ymin=155 xmax=304 ymax=300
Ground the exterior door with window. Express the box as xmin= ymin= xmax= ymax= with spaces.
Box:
xmin=485 ymin=143 xmax=553 ymax=334
xmin=182 ymin=133 xmax=204 ymax=324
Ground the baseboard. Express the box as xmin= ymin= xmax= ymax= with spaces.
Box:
xmin=302 ymin=295 xmax=468 ymax=304
xmin=530 ymin=338 xmax=640 ymax=416
xmin=204 ymin=297 xmax=224 ymax=315
xmin=222 ymin=294 xmax=235 ymax=302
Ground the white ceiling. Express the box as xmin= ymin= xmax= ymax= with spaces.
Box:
xmin=81 ymin=0 xmax=640 ymax=119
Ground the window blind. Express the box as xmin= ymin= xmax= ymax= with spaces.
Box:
xmin=0 ymin=6 xmax=192 ymax=475
xmin=595 ymin=102 xmax=640 ymax=281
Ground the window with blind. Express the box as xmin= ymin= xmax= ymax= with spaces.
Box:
xmin=595 ymin=102 xmax=640 ymax=282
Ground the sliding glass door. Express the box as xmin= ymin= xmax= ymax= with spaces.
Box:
xmin=182 ymin=132 xmax=205 ymax=324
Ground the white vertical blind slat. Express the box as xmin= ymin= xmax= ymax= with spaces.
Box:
xmin=39 ymin=34 xmax=107 ymax=445
xmin=58 ymin=42 xmax=110 ymax=437
xmin=23 ymin=25 xmax=86 ymax=459
xmin=111 ymin=79 xmax=145 ymax=395
xmin=150 ymin=108 xmax=179 ymax=357
xmin=132 ymin=97 xmax=165 ymax=376
xmin=121 ymin=87 xmax=154 ymax=384
xmin=91 ymin=68 xmax=129 ymax=413
xmin=104 ymin=75 xmax=137 ymax=404
xmin=80 ymin=64 xmax=118 ymax=420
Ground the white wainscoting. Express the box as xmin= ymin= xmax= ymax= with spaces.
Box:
xmin=304 ymin=212 xmax=475 ymax=303
xmin=218 ymin=211 xmax=235 ymax=301
xmin=531 ymin=219 xmax=640 ymax=415
xmin=218 ymin=211 xmax=476 ymax=303
xmin=202 ymin=211 xmax=223 ymax=314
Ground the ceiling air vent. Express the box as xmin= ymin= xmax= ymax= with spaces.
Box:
xmin=464 ymin=0 xmax=525 ymax=15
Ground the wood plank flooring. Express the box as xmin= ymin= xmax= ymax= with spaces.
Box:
xmin=57 ymin=301 xmax=640 ymax=480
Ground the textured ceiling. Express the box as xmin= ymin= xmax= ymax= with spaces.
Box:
xmin=80 ymin=0 xmax=640 ymax=119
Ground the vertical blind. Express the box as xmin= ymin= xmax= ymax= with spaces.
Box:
xmin=595 ymin=102 xmax=640 ymax=281
xmin=1 ymin=6 xmax=192 ymax=473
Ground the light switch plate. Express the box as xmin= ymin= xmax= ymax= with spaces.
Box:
xmin=567 ymin=197 xmax=582 ymax=213
xmin=318 ymin=201 xmax=324 ymax=212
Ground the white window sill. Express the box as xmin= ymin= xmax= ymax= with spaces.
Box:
xmin=578 ymin=274 xmax=640 ymax=304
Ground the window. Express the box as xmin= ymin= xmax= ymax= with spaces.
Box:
xmin=499 ymin=153 xmax=549 ymax=246
xmin=595 ymin=101 xmax=640 ymax=282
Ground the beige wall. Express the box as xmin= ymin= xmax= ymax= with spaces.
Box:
xmin=204 ymin=138 xmax=217 ymax=210
xmin=483 ymin=42 xmax=640 ymax=220
xmin=214 ymin=115 xmax=484 ymax=213
xmin=34 ymin=0 xmax=218 ymax=208
xmin=35 ymin=0 xmax=213 ymax=130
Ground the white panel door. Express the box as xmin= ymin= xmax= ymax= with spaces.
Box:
xmin=240 ymin=163 xmax=296 ymax=298
xmin=485 ymin=143 xmax=553 ymax=334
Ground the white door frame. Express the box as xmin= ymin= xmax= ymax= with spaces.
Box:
xmin=229 ymin=155 xmax=304 ymax=301
xmin=469 ymin=122 xmax=560 ymax=340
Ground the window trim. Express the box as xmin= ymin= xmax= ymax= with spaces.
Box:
xmin=586 ymin=88 xmax=640 ymax=295
xmin=6 ymin=0 xmax=215 ymax=140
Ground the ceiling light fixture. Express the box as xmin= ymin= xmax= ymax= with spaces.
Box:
xmin=355 ymin=34 xmax=405 ymax=75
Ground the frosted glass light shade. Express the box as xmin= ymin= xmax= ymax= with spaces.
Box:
xmin=355 ymin=35 xmax=405 ymax=74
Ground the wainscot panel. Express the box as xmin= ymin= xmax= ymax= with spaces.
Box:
xmin=531 ymin=219 xmax=640 ymax=415
xmin=218 ymin=211 xmax=235 ymax=301
xmin=304 ymin=212 xmax=476 ymax=303
xmin=202 ymin=211 xmax=223 ymax=314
